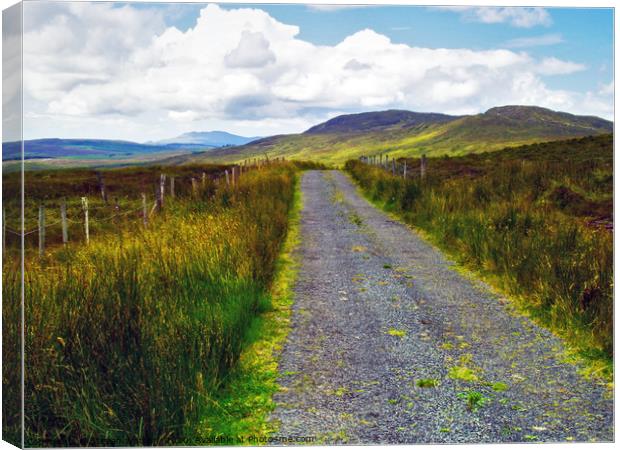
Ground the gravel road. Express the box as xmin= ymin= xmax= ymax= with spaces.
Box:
xmin=270 ymin=170 xmax=612 ymax=444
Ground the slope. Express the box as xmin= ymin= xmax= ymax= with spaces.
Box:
xmin=177 ymin=106 xmax=612 ymax=166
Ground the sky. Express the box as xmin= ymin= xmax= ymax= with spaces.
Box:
xmin=5 ymin=2 xmax=615 ymax=142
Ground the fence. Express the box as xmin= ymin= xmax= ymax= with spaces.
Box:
xmin=3 ymin=156 xmax=287 ymax=257
xmin=358 ymin=153 xmax=427 ymax=180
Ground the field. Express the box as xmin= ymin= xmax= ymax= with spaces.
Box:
xmin=2 ymin=160 xmax=323 ymax=446
xmin=1 ymin=132 xmax=614 ymax=445
xmin=345 ymin=134 xmax=613 ymax=374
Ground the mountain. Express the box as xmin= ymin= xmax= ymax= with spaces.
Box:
xmin=305 ymin=110 xmax=459 ymax=134
xmin=153 ymin=131 xmax=261 ymax=147
xmin=2 ymin=138 xmax=209 ymax=161
xmin=177 ymin=105 xmax=613 ymax=166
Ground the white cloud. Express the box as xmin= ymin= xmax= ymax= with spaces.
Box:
xmin=225 ymin=31 xmax=276 ymax=68
xmin=504 ymin=33 xmax=563 ymax=48
xmin=535 ymin=57 xmax=586 ymax=76
xmin=21 ymin=3 xmax=611 ymax=141
xmin=599 ymin=81 xmax=614 ymax=96
xmin=441 ymin=7 xmax=552 ymax=28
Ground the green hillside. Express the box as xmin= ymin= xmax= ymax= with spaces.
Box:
xmin=176 ymin=105 xmax=612 ymax=166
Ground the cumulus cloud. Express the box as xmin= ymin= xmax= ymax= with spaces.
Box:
xmin=225 ymin=31 xmax=276 ymax=68
xmin=441 ymin=7 xmax=552 ymax=28
xmin=21 ymin=3 xmax=612 ymax=140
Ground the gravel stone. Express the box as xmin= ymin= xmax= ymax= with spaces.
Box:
xmin=270 ymin=170 xmax=613 ymax=444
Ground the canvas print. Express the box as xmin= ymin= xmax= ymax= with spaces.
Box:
xmin=1 ymin=1 xmax=614 ymax=447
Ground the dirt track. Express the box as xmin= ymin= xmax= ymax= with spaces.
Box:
xmin=270 ymin=170 xmax=613 ymax=444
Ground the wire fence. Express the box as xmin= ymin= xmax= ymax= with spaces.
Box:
xmin=358 ymin=153 xmax=427 ymax=180
xmin=3 ymin=156 xmax=287 ymax=256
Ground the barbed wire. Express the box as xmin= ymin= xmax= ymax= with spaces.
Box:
xmin=6 ymin=207 xmax=146 ymax=237
xmin=2 ymin=162 xmax=280 ymax=245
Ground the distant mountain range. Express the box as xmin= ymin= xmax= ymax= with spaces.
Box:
xmin=2 ymin=107 xmax=613 ymax=167
xmin=177 ymin=105 xmax=613 ymax=166
xmin=1 ymin=139 xmax=209 ymax=161
xmin=151 ymin=131 xmax=261 ymax=147
xmin=2 ymin=131 xmax=261 ymax=161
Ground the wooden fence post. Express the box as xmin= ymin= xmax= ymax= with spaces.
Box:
xmin=142 ymin=193 xmax=148 ymax=227
xmin=170 ymin=176 xmax=175 ymax=198
xmin=201 ymin=172 xmax=206 ymax=188
xmin=159 ymin=174 xmax=166 ymax=210
xmin=38 ymin=205 xmax=45 ymax=256
xmin=96 ymin=172 xmax=108 ymax=203
xmin=420 ymin=154 xmax=427 ymax=179
xmin=81 ymin=197 xmax=89 ymax=244
xmin=225 ymin=170 xmax=230 ymax=186
xmin=403 ymin=160 xmax=407 ymax=180
xmin=60 ymin=200 xmax=68 ymax=246
xmin=191 ymin=177 xmax=198 ymax=197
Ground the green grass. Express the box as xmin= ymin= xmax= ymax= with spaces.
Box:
xmin=448 ymin=366 xmax=479 ymax=382
xmin=386 ymin=328 xmax=407 ymax=338
xmin=192 ymin=174 xmax=303 ymax=444
xmin=416 ymin=378 xmax=439 ymax=388
xmin=346 ymin=134 xmax=613 ymax=379
xmin=2 ymin=162 xmax=311 ymax=446
xmin=491 ymin=382 xmax=509 ymax=392
xmin=457 ymin=390 xmax=489 ymax=412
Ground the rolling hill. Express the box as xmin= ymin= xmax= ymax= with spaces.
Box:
xmin=176 ymin=105 xmax=613 ymax=166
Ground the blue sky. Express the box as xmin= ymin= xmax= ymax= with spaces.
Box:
xmin=16 ymin=3 xmax=615 ymax=141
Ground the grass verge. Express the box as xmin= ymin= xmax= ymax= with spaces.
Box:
xmin=193 ymin=174 xmax=303 ymax=444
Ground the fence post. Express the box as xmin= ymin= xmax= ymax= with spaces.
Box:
xmin=81 ymin=197 xmax=90 ymax=244
xmin=420 ymin=154 xmax=427 ymax=179
xmin=141 ymin=193 xmax=148 ymax=227
xmin=60 ymin=199 xmax=68 ymax=246
xmin=201 ymin=172 xmax=206 ymax=188
xmin=191 ymin=177 xmax=198 ymax=197
xmin=38 ymin=204 xmax=45 ymax=256
xmin=158 ymin=174 xmax=166 ymax=210
xmin=225 ymin=169 xmax=230 ymax=186
xmin=403 ymin=160 xmax=407 ymax=180
xmin=96 ymin=172 xmax=108 ymax=204
xmin=170 ymin=176 xmax=175 ymax=198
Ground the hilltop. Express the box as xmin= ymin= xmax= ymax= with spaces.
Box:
xmin=177 ymin=105 xmax=612 ymax=166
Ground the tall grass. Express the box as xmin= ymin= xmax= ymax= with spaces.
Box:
xmin=3 ymin=163 xmax=302 ymax=446
xmin=345 ymin=135 xmax=613 ymax=372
